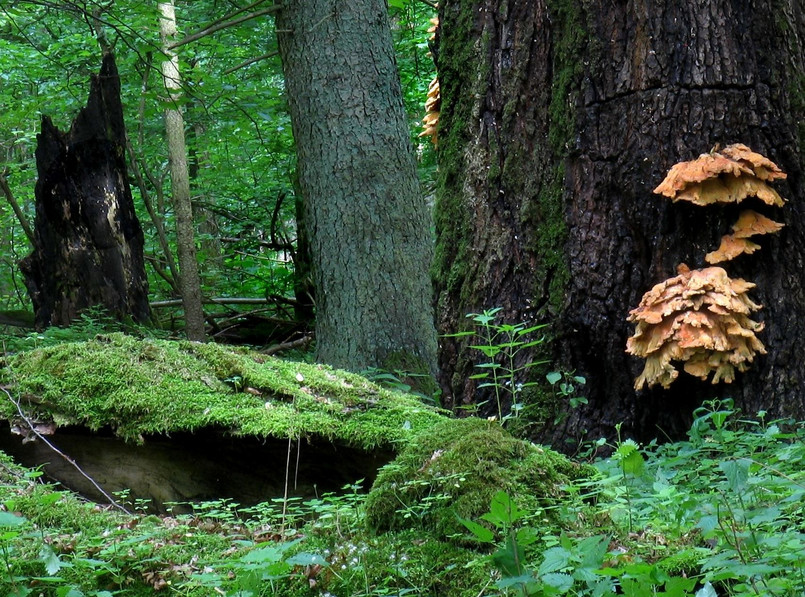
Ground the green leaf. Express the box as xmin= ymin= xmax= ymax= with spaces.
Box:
xmin=487 ymin=491 xmax=524 ymax=526
xmin=615 ymin=439 xmax=644 ymax=476
xmin=663 ymin=577 xmax=697 ymax=597
xmin=457 ymin=517 xmax=495 ymax=543
xmin=546 ymin=371 xmax=562 ymax=385
xmin=0 ymin=511 xmax=26 ymax=527
xmin=719 ymin=459 xmax=749 ymax=493
xmin=40 ymin=545 xmax=62 ymax=575
xmin=542 ymin=572 xmax=574 ymax=592
xmin=695 ymin=582 xmax=717 ymax=597
xmin=539 ymin=546 xmax=572 ymax=575
xmin=492 ymin=534 xmax=526 ymax=577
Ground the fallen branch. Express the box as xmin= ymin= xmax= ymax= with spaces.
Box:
xmin=150 ymin=297 xmax=270 ymax=308
xmin=261 ymin=335 xmax=312 ymax=356
xmin=1 ymin=386 xmax=131 ymax=515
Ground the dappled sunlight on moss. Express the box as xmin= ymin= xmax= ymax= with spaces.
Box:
xmin=0 ymin=334 xmax=447 ymax=449
xmin=365 ymin=417 xmax=595 ymax=540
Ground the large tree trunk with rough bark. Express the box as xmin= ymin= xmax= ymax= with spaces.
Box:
xmin=434 ymin=0 xmax=805 ymax=447
xmin=20 ymin=54 xmax=150 ymax=328
xmin=276 ymin=0 xmax=438 ymax=375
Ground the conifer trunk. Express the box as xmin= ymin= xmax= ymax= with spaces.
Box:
xmin=276 ymin=0 xmax=438 ymax=375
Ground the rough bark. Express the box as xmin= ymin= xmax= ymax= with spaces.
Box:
xmin=435 ymin=0 xmax=805 ymax=446
xmin=276 ymin=0 xmax=438 ymax=374
xmin=159 ymin=0 xmax=207 ymax=342
xmin=20 ymin=54 xmax=150 ymax=328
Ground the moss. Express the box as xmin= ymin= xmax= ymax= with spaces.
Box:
xmin=432 ymin=1 xmax=486 ymax=304
xmin=282 ymin=529 xmax=488 ymax=597
xmin=364 ymin=417 xmax=594 ymax=540
xmin=0 ymin=334 xmax=448 ymax=450
xmin=657 ymin=547 xmax=708 ymax=577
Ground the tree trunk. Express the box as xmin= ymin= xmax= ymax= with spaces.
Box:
xmin=20 ymin=54 xmax=151 ymax=328
xmin=276 ymin=0 xmax=438 ymax=375
xmin=435 ymin=0 xmax=805 ymax=447
xmin=159 ymin=0 xmax=207 ymax=342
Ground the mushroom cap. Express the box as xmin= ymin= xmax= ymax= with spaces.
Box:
xmin=654 ymin=153 xmax=751 ymax=197
xmin=719 ymin=143 xmax=787 ymax=181
xmin=731 ymin=209 xmax=784 ymax=238
xmin=705 ymin=235 xmax=762 ymax=264
xmin=653 ymin=144 xmax=787 ymax=205
xmin=627 ymin=265 xmax=765 ymax=390
xmin=673 ymin=175 xmax=785 ymax=207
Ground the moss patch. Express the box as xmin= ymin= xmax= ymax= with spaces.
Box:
xmin=0 ymin=334 xmax=448 ymax=450
xmin=364 ymin=417 xmax=594 ymax=540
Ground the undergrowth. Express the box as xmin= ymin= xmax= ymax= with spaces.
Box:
xmin=0 ymin=399 xmax=803 ymax=596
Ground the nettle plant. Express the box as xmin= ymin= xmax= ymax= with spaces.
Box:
xmin=451 ymin=308 xmax=586 ymax=424
xmin=627 ymin=144 xmax=786 ymax=390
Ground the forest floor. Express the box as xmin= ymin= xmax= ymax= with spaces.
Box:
xmin=0 ymin=334 xmax=803 ymax=596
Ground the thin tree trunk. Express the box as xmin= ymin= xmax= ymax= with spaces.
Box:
xmin=276 ymin=0 xmax=438 ymax=375
xmin=159 ymin=1 xmax=207 ymax=342
xmin=435 ymin=0 xmax=805 ymax=447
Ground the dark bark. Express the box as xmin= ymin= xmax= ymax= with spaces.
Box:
xmin=276 ymin=0 xmax=438 ymax=374
xmin=435 ymin=0 xmax=805 ymax=447
xmin=20 ymin=54 xmax=150 ymax=328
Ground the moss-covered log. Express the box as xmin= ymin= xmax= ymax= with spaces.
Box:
xmin=0 ymin=335 xmax=447 ymax=509
xmin=434 ymin=0 xmax=805 ymax=445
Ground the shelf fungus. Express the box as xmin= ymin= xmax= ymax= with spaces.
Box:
xmin=653 ymin=143 xmax=787 ymax=207
xmin=705 ymin=209 xmax=785 ymax=264
xmin=420 ymin=76 xmax=440 ymax=146
xmin=626 ymin=264 xmax=766 ymax=390
xmin=419 ymin=15 xmax=440 ymax=147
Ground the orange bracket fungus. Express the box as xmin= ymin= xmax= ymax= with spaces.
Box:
xmin=627 ymin=144 xmax=786 ymax=389
xmin=653 ymin=143 xmax=787 ymax=207
xmin=420 ymin=76 xmax=440 ymax=146
xmin=627 ymin=264 xmax=766 ymax=390
xmin=419 ymin=15 xmax=440 ymax=147
xmin=705 ymin=209 xmax=785 ymax=264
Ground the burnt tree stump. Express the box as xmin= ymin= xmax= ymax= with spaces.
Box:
xmin=20 ymin=54 xmax=150 ymax=327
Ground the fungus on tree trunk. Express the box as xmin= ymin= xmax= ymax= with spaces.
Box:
xmin=419 ymin=15 xmax=440 ymax=147
xmin=627 ymin=264 xmax=766 ymax=389
xmin=705 ymin=209 xmax=785 ymax=264
xmin=627 ymin=144 xmax=786 ymax=390
xmin=653 ymin=143 xmax=787 ymax=207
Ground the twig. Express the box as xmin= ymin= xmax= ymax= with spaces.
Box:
xmin=150 ymin=297 xmax=271 ymax=308
xmin=0 ymin=171 xmax=35 ymax=245
xmin=261 ymin=335 xmax=312 ymax=355
xmin=168 ymin=5 xmax=282 ymax=50
xmin=223 ymin=50 xmax=279 ymax=75
xmin=1 ymin=386 xmax=131 ymax=515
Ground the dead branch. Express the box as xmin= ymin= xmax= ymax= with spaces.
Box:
xmin=261 ymin=335 xmax=312 ymax=355
xmin=1 ymin=386 xmax=130 ymax=515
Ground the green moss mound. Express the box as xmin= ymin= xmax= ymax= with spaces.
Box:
xmin=0 ymin=334 xmax=447 ymax=450
xmin=364 ymin=417 xmax=594 ymax=540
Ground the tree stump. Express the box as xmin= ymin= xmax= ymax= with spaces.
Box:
xmin=20 ymin=54 xmax=150 ymax=327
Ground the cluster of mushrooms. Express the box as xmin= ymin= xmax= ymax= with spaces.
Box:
xmin=626 ymin=144 xmax=786 ymax=389
xmin=420 ymin=15 xmax=440 ymax=146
